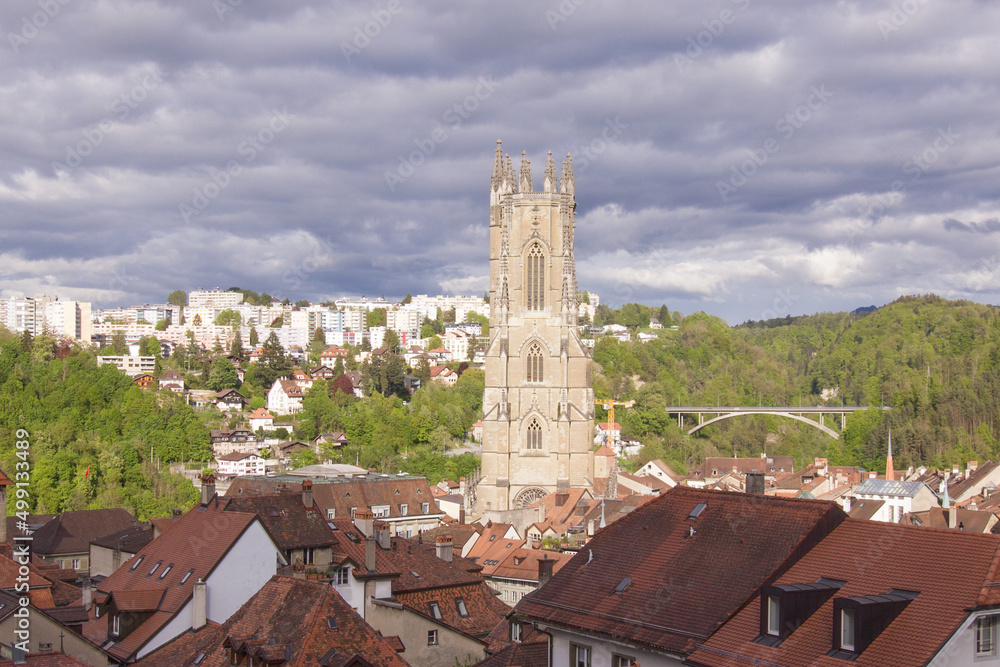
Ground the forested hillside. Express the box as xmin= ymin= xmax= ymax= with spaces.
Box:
xmin=596 ymin=295 xmax=1000 ymax=476
xmin=0 ymin=329 xmax=203 ymax=518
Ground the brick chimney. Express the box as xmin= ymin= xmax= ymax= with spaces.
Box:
xmin=374 ymin=520 xmax=392 ymax=550
xmin=949 ymin=505 xmax=958 ymax=530
xmin=200 ymin=473 xmax=216 ymax=506
xmin=538 ymin=556 xmax=555 ymax=588
xmin=82 ymin=579 xmax=92 ymax=611
xmin=354 ymin=509 xmax=374 ymax=537
xmin=435 ymin=534 xmax=454 ymax=563
xmin=365 ymin=535 xmax=377 ymax=572
xmin=302 ymin=479 xmax=313 ymax=508
xmin=745 ymin=471 xmax=765 ymax=496
xmin=192 ymin=580 xmax=207 ymax=629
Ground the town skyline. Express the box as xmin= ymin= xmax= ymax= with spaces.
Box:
xmin=2 ymin=1 xmax=999 ymax=324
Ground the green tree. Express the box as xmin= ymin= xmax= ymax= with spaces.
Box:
xmin=426 ymin=335 xmax=443 ymax=351
xmin=295 ymin=299 xmax=311 ymax=308
xmin=414 ymin=357 xmax=431 ymax=387
xmin=256 ymin=332 xmax=291 ymax=388
xmin=192 ymin=314 xmax=202 ymax=326
xmin=383 ymin=329 xmax=400 ymax=354
xmin=400 ymin=293 xmax=413 ymax=305
xmin=367 ymin=308 xmax=386 ymax=328
xmin=207 ymin=357 xmax=239 ymax=391
xmin=230 ymin=330 xmax=244 ymax=359
xmin=155 ymin=319 xmax=169 ymax=331
xmin=167 ymin=290 xmax=187 ymax=307
xmin=249 ymin=326 xmax=259 ymax=347
xmin=214 ymin=309 xmax=242 ymax=327
xmin=421 ymin=323 xmax=436 ymax=339
xmin=105 ymin=331 xmax=128 ymax=355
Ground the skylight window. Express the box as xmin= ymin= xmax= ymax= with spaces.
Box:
xmin=688 ymin=503 xmax=707 ymax=519
xmin=614 ymin=578 xmax=632 ymax=594
xmin=456 ymin=598 xmax=469 ymax=618
xmin=411 ymin=571 xmax=421 ymax=578
xmin=149 ymin=560 xmax=162 ymax=576
xmin=429 ymin=602 xmax=442 ymax=619
xmin=180 ymin=569 xmax=195 ymax=585
xmin=158 ymin=564 xmax=173 ymax=580
xmin=130 ymin=556 xmax=144 ymax=572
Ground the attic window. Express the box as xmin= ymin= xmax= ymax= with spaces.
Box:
xmin=267 ymin=508 xmax=280 ymax=517
xmin=149 ymin=560 xmax=163 ymax=576
xmin=130 ymin=556 xmax=145 ymax=572
xmin=757 ymin=578 xmax=845 ymax=647
xmin=429 ymin=601 xmax=442 ymax=620
xmin=180 ymin=569 xmax=195 ymax=585
xmin=829 ymin=589 xmax=918 ymax=659
xmin=456 ymin=598 xmax=469 ymax=618
xmin=193 ymin=652 xmax=206 ymax=665
xmin=158 ymin=564 xmax=173 ymax=580
xmin=327 ymin=617 xmax=338 ymax=631
xmin=411 ymin=571 xmax=421 ymax=578
xmin=614 ymin=578 xmax=632 ymax=594
xmin=688 ymin=503 xmax=707 ymax=519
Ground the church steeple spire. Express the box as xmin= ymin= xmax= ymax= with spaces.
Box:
xmin=886 ymin=430 xmax=894 ymax=482
xmin=543 ymin=151 xmax=557 ymax=193
xmin=560 ymin=153 xmax=575 ymax=195
xmin=491 ymin=139 xmax=503 ymax=190
xmin=519 ymin=151 xmax=533 ymax=193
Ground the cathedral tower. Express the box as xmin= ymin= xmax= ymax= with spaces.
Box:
xmin=476 ymin=141 xmax=595 ymax=512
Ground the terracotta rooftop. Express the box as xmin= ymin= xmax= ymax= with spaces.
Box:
xmin=90 ymin=523 xmax=155 ymax=554
xmin=515 ymin=487 xmax=846 ymax=657
xmin=224 ymin=493 xmax=334 ymax=550
xmin=689 ymin=519 xmax=1000 ymax=667
xmin=27 ymin=508 xmax=136 ymax=556
xmin=475 ymin=639 xmax=549 ymax=667
xmin=133 ymin=575 xmax=408 ymax=666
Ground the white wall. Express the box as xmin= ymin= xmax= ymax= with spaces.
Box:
xmin=550 ymin=627 xmax=685 ymax=667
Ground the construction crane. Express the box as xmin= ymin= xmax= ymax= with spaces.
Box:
xmin=594 ymin=399 xmax=635 ymax=434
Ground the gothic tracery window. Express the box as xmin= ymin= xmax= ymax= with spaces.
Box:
xmin=525 ymin=243 xmax=545 ymax=310
xmin=526 ymin=342 xmax=543 ymax=383
xmin=525 ymin=418 xmax=542 ymax=450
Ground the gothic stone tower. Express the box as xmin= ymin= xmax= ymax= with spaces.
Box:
xmin=476 ymin=141 xmax=594 ymax=512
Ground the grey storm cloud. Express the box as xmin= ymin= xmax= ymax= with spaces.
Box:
xmin=1 ymin=0 xmax=999 ymax=323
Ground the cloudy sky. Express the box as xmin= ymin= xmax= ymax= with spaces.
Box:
xmin=1 ymin=0 xmax=998 ymax=324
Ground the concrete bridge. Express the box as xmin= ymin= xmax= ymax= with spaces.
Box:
xmin=666 ymin=406 xmax=889 ymax=439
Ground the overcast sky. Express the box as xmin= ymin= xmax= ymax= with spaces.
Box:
xmin=1 ymin=0 xmax=998 ymax=324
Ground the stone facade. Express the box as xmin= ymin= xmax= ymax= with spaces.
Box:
xmin=477 ymin=141 xmax=594 ymax=513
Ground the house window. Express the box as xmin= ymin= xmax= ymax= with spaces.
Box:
xmin=72 ymin=559 xmax=81 ymax=569
xmin=840 ymin=608 xmax=855 ymax=651
xmin=428 ymin=630 xmax=439 ymax=646
xmin=456 ymin=598 xmax=469 ymax=618
xmin=112 ymin=614 xmax=120 ymax=637
xmin=39 ymin=643 xmax=53 ymax=651
xmin=429 ymin=602 xmax=442 ymax=620
xmin=570 ymin=643 xmax=591 ymax=667
xmin=327 ymin=509 xmax=336 ymax=519
xmin=511 ymin=622 xmax=522 ymax=642
xmin=525 ymin=342 xmax=544 ymax=383
xmin=978 ymin=616 xmax=998 ymax=656
xmin=304 ymin=548 xmax=315 ymax=565
xmin=336 ymin=566 xmax=351 ymax=586
xmin=766 ymin=595 xmax=780 ymax=636
xmin=400 ymin=503 xmax=408 ymax=515
xmin=526 ymin=418 xmax=542 ymax=450
xmin=612 ymin=656 xmax=636 ymax=667
xmin=422 ymin=502 xmax=430 ymax=514
xmin=525 ymin=242 xmax=545 ymax=310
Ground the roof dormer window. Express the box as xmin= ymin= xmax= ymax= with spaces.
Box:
xmin=756 ymin=578 xmax=845 ymax=647
xmin=829 ymin=589 xmax=918 ymax=659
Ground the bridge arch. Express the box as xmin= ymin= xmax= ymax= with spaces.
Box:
xmin=686 ymin=411 xmax=841 ymax=439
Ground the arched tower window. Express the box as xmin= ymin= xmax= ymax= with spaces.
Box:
xmin=525 ymin=418 xmax=542 ymax=450
xmin=525 ymin=342 xmax=544 ymax=383
xmin=525 ymin=243 xmax=545 ymax=310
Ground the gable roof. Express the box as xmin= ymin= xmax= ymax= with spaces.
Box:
xmin=90 ymin=523 xmax=155 ymax=554
xmin=853 ymin=478 xmax=930 ymax=498
xmin=688 ymin=519 xmax=1000 ymax=667
xmin=224 ymin=493 xmax=334 ymax=550
xmin=82 ymin=499 xmax=266 ymax=662
xmin=132 ymin=575 xmax=408 ymax=666
xmin=29 ymin=508 xmax=136 ymax=556
xmin=515 ymin=487 xmax=846 ymax=657
xmin=248 ymin=407 xmax=273 ymax=420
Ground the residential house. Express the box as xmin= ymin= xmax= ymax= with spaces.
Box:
xmin=267 ymin=378 xmax=309 ymax=415
xmin=81 ymin=478 xmax=285 ymax=662
xmin=594 ymin=422 xmax=621 ymax=446
xmin=131 ymin=576 xmax=408 ymax=666
xmin=215 ymin=452 xmax=266 ymax=477
xmin=23 ymin=508 xmax=136 ymax=575
xmin=442 ymin=330 xmax=472 ymax=360
xmin=247 ymin=407 xmax=274 ymax=432
xmin=132 ymin=373 xmax=155 ymax=389
xmin=96 ymin=355 xmax=156 ymax=377
xmin=212 ymin=388 xmax=246 ymax=412
xmin=688 ymin=519 xmax=1000 ymax=667
xmin=430 ymin=365 xmax=459 ymax=385
xmin=514 ymin=486 xmax=847 ymax=665
xmin=226 ymin=473 xmax=446 ymax=537
xmin=209 ymin=426 xmax=264 ymax=457
xmin=905 ymin=506 xmax=999 ymax=533
xmin=686 ymin=454 xmax=795 ymax=487
xmin=272 ymin=440 xmax=311 ymax=465
xmin=846 ymin=478 xmax=940 ymax=523
xmin=0 ymin=589 xmax=107 ymax=666
xmin=950 ymin=460 xmax=1000 ymax=505
xmin=635 ymin=459 xmax=685 ymax=489
xmin=314 ymin=432 xmax=350 ymax=449
xmin=156 ymin=369 xmax=184 ymax=393
xmin=310 ymin=364 xmax=336 ymax=380
xmin=319 ymin=345 xmax=351 ymax=368
xmin=89 ymin=523 xmax=155 ymax=579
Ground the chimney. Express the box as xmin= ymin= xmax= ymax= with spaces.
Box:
xmin=459 ymin=477 xmax=466 ymax=497
xmin=12 ymin=646 xmax=25 ymax=665
xmin=365 ymin=536 xmax=377 ymax=572
xmin=843 ymin=496 xmax=852 ymax=513
xmin=435 ymin=534 xmax=454 ymax=563
xmin=538 ymin=502 xmax=545 ymax=523
xmin=969 ymin=460 xmax=979 ymax=475
xmin=538 ymin=556 xmax=555 ymax=588
xmin=458 ymin=504 xmax=466 ymax=525
xmin=172 ymin=508 xmax=183 ymax=520
xmin=587 ymin=519 xmax=596 ymax=537
xmin=949 ymin=506 xmax=958 ymax=530
xmin=374 ymin=520 xmax=392 ymax=550
xmin=354 ymin=509 xmax=374 ymax=538
xmin=745 ymin=471 xmax=765 ymax=496
xmin=192 ymin=580 xmax=207 ymax=629
xmin=302 ymin=479 xmax=313 ymax=508
xmin=200 ymin=473 xmax=216 ymax=506
xmin=82 ymin=579 xmax=92 ymax=611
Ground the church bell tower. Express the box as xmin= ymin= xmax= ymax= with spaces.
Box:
xmin=476 ymin=141 xmax=595 ymax=512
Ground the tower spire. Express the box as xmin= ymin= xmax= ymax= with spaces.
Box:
xmin=560 ymin=153 xmax=575 ymax=194
xmin=544 ymin=150 xmax=557 ymax=193
xmin=519 ymin=151 xmax=533 ymax=193
xmin=886 ymin=430 xmax=894 ymax=482
xmin=491 ymin=139 xmax=503 ymax=190
xmin=504 ymin=153 xmax=515 ymax=193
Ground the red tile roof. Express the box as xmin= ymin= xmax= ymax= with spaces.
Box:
xmin=28 ymin=508 xmax=136 ymax=556
xmin=224 ymin=493 xmax=334 ymax=550
xmin=689 ymin=519 xmax=1000 ymax=667
xmin=516 ymin=487 xmax=846 ymax=657
xmin=133 ymin=575 xmax=408 ymax=666
xmin=475 ymin=639 xmax=549 ymax=667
